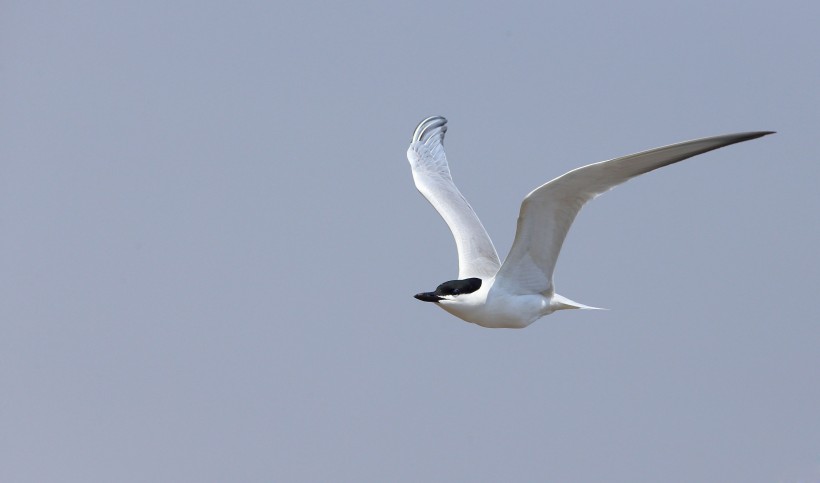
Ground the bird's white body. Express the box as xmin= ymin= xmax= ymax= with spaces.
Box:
xmin=438 ymin=277 xmax=547 ymax=329
xmin=407 ymin=116 xmax=772 ymax=328
xmin=437 ymin=278 xmax=600 ymax=329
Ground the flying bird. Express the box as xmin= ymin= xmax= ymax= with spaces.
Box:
xmin=407 ymin=116 xmax=773 ymax=328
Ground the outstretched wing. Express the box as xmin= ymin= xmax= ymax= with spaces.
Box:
xmin=407 ymin=116 xmax=501 ymax=279
xmin=494 ymin=131 xmax=775 ymax=295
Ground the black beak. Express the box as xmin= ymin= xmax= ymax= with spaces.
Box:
xmin=414 ymin=292 xmax=442 ymax=303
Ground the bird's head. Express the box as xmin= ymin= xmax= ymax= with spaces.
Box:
xmin=414 ymin=278 xmax=483 ymax=303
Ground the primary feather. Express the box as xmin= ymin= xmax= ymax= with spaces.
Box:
xmin=407 ymin=116 xmax=501 ymax=279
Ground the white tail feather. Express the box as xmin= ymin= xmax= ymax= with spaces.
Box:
xmin=551 ymin=293 xmax=606 ymax=311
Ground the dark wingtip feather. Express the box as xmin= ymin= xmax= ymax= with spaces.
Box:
xmin=722 ymin=130 xmax=776 ymax=147
xmin=748 ymin=131 xmax=776 ymax=138
xmin=412 ymin=116 xmax=448 ymax=143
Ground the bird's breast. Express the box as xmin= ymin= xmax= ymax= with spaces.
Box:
xmin=440 ymin=291 xmax=551 ymax=329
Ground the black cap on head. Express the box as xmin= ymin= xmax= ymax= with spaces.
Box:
xmin=414 ymin=278 xmax=482 ymax=303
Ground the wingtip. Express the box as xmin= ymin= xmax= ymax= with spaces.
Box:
xmin=746 ymin=131 xmax=776 ymax=139
xmin=412 ymin=116 xmax=448 ymax=143
xmin=717 ymin=130 xmax=776 ymax=146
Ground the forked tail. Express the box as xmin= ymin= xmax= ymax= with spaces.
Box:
xmin=551 ymin=293 xmax=606 ymax=311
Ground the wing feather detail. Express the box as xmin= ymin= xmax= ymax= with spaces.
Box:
xmin=407 ymin=117 xmax=501 ymax=279
xmin=494 ymin=131 xmax=775 ymax=295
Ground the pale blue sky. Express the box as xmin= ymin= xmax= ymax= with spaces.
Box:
xmin=1 ymin=1 xmax=818 ymax=482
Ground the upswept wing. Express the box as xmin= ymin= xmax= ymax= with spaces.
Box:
xmin=407 ymin=116 xmax=501 ymax=279
xmin=494 ymin=131 xmax=775 ymax=295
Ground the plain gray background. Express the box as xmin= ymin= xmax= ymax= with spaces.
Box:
xmin=2 ymin=1 xmax=818 ymax=482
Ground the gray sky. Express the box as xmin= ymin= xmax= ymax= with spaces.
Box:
xmin=2 ymin=1 xmax=818 ymax=482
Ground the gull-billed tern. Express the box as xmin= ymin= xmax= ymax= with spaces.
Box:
xmin=407 ymin=116 xmax=773 ymax=328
